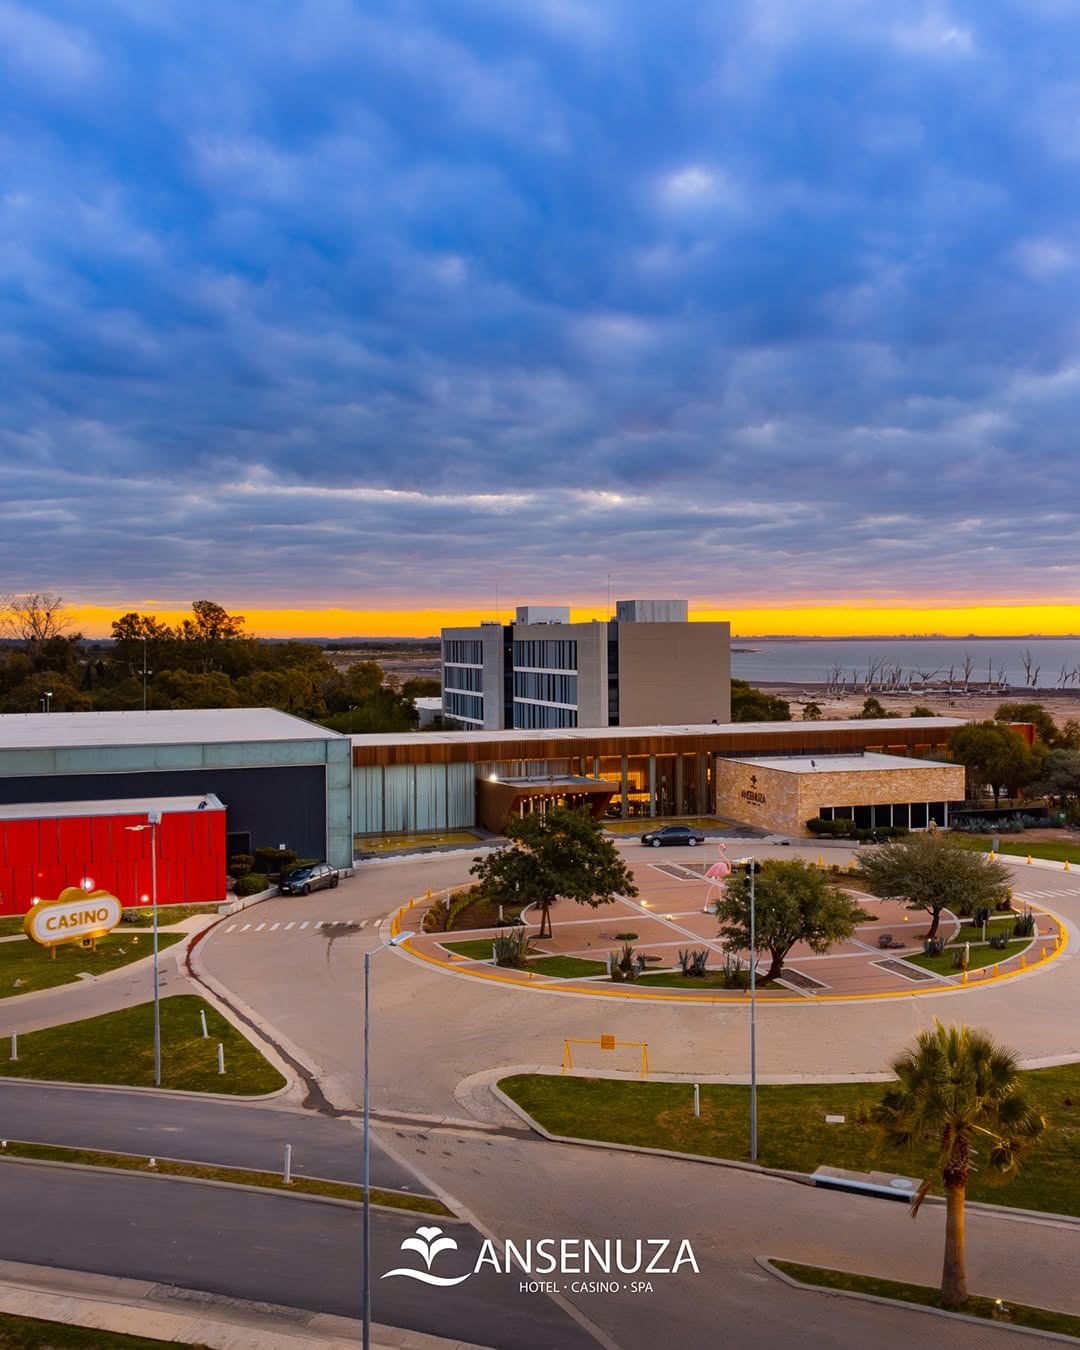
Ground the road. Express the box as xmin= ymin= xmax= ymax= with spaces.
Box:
xmin=0 ymin=1081 xmax=423 ymax=1192
xmin=0 ymin=1159 xmax=600 ymax=1350
xmin=195 ymin=848 xmax=1080 ymax=1121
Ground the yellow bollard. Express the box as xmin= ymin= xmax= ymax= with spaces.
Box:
xmin=989 ymin=850 xmax=996 ymax=859
xmin=849 ymin=857 xmax=857 ymax=871
xmin=1065 ymin=861 xmax=1071 ymax=872
xmin=993 ymin=964 xmax=999 ymax=977
xmin=818 ymin=856 xmax=824 ymax=868
xmin=1026 ymin=856 xmax=1033 ymax=865
xmin=962 ymin=970 xmax=968 ymax=985
xmin=426 ymin=887 xmax=432 ymax=898
xmin=1042 ymin=946 xmax=1049 ymax=961
xmin=1021 ymin=953 xmax=1027 ymax=968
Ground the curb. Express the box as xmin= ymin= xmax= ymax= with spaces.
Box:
xmin=758 ymin=1256 xmax=1080 ymax=1344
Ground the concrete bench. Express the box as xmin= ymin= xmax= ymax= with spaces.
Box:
xmin=812 ymin=1165 xmax=920 ymax=1203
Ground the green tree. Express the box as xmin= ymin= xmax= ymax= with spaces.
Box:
xmin=995 ymin=702 xmax=1059 ymax=746
xmin=801 ymin=701 xmax=823 ymax=721
xmin=856 ymin=696 xmax=887 ymax=718
xmin=857 ymin=832 xmax=1011 ymax=938
xmin=873 ymin=1022 xmax=1046 ymax=1308
xmin=949 ymin=721 xmax=1040 ymax=806
xmin=1029 ymin=749 xmax=1080 ymax=813
xmin=714 ymin=859 xmax=869 ymax=983
xmin=177 ymin=600 xmax=252 ymax=674
xmin=403 ymin=677 xmax=441 ymax=698
xmin=470 ymin=806 xmax=637 ymax=940
xmin=730 ymin=679 xmax=791 ymax=722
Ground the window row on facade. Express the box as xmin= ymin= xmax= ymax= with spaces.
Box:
xmin=817 ymin=803 xmax=950 ymax=828
xmin=512 ymin=639 xmax=578 ymax=671
xmin=512 ymin=671 xmax=578 ymax=704
xmin=444 ymin=665 xmax=483 ymax=692
xmin=512 ymin=702 xmax=579 ymax=729
xmin=444 ymin=691 xmax=484 ymax=722
xmin=443 ymin=639 xmax=483 ymax=665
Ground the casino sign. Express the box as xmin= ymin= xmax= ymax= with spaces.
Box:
xmin=25 ymin=887 xmax=123 ymax=951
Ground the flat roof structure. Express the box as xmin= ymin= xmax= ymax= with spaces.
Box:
xmin=0 ymin=709 xmax=346 ymax=750
xmin=734 ymin=752 xmax=945 ymax=775
xmin=0 ymin=793 xmax=225 ymax=821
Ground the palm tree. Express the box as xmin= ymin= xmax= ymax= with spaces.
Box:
xmin=874 ymin=1023 xmax=1046 ymax=1308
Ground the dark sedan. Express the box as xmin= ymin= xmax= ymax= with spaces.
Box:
xmin=280 ymin=862 xmax=340 ymax=895
xmin=639 ymin=825 xmax=706 ymax=847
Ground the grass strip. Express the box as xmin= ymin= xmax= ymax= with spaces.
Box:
xmin=771 ymin=1260 xmax=1080 ymax=1339
xmin=953 ymin=836 xmax=1080 ymax=865
xmin=0 ymin=1310 xmax=199 ymax=1348
xmin=0 ymin=932 xmax=186 ymax=999
xmin=0 ymin=1139 xmax=452 ymax=1215
xmin=905 ymin=939 xmax=1031 ymax=975
xmin=527 ymin=955 xmax=609 ymax=977
xmin=118 ymin=903 xmax=220 ymax=928
xmin=637 ymin=970 xmax=745 ymax=989
xmin=499 ymin=1065 xmax=1080 ymax=1218
xmin=0 ymin=995 xmax=285 ymax=1095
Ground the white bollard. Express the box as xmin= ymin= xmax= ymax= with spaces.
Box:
xmin=283 ymin=1143 xmax=292 ymax=1185
xmin=200 ymin=1010 xmax=208 ymax=1039
xmin=492 ymin=943 xmax=497 ymax=965
xmin=9 ymin=1033 xmax=16 ymax=1062
xmin=217 ymin=1043 xmax=225 ymax=1075
xmin=693 ymin=1083 xmax=700 ymax=1118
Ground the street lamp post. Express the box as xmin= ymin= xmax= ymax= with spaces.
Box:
xmin=362 ymin=932 xmax=412 ymax=1350
xmin=735 ymin=857 xmax=760 ymax=1162
xmin=126 ymin=811 xmax=162 ymax=1086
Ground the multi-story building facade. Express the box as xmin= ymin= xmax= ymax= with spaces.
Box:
xmin=441 ymin=601 xmax=731 ymax=731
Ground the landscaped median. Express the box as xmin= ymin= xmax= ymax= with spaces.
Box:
xmin=498 ymin=1069 xmax=1080 ymax=1218
xmin=767 ymin=1260 xmax=1080 ymax=1340
xmin=0 ymin=931 xmax=186 ymax=999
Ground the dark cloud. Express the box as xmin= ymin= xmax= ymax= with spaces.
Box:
xmin=2 ymin=0 xmax=1080 ymax=612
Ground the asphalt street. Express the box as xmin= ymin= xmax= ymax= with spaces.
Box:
xmin=0 ymin=1081 xmax=423 ymax=1193
xmin=0 ymin=1159 xmax=601 ymax=1350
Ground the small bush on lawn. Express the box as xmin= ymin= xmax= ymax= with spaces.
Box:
xmin=254 ymin=847 xmax=297 ymax=877
xmin=228 ymin=853 xmax=254 ymax=879
xmin=233 ymin=872 xmax=269 ymax=898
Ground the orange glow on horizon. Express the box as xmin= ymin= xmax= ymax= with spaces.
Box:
xmin=65 ymin=602 xmax=1080 ymax=641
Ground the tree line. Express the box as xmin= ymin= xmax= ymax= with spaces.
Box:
xmin=0 ymin=594 xmax=438 ymax=732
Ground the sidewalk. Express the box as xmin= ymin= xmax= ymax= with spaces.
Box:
xmin=0 ymin=1259 xmax=493 ymax=1350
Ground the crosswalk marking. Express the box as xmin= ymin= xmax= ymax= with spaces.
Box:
xmin=255 ymin=923 xmax=265 ymax=931
xmin=269 ymin=923 xmax=280 ymax=931
xmin=226 ymin=924 xmax=236 ymax=932
xmin=315 ymin=920 xmax=325 ymax=928
xmin=240 ymin=923 xmax=251 ymax=932
xmin=285 ymin=922 xmax=295 ymax=930
xmin=359 ymin=918 xmax=368 ymax=928
xmin=299 ymin=921 xmax=309 ymax=929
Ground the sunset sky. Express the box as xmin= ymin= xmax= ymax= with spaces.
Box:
xmin=3 ymin=2 xmax=1080 ymax=637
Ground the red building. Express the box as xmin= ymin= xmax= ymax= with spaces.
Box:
xmin=0 ymin=795 xmax=226 ymax=916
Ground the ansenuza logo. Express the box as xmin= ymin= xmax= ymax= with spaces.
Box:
xmin=382 ymin=1225 xmax=699 ymax=1288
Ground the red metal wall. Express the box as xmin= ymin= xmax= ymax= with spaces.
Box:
xmin=0 ymin=809 xmax=226 ymax=916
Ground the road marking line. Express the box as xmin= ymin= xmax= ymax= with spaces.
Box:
xmin=285 ymin=922 xmax=295 ymax=930
xmin=255 ymin=923 xmax=266 ymax=931
xmin=270 ymin=923 xmax=280 ymax=931
xmin=225 ymin=925 xmax=236 ymax=932
xmin=240 ymin=924 xmax=251 ymax=932
xmin=299 ymin=921 xmax=309 ymax=929
xmin=359 ymin=919 xmax=368 ymax=928
xmin=315 ymin=920 xmax=325 ymax=927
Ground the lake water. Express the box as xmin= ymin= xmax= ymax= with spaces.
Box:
xmin=731 ymin=638 xmax=1080 ymax=689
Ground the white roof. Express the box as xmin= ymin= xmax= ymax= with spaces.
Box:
xmin=0 ymin=793 xmax=225 ymax=821
xmin=351 ymin=716 xmax=965 ymax=749
xmin=732 ymin=752 xmax=952 ymax=775
xmin=0 ymin=708 xmax=346 ymax=750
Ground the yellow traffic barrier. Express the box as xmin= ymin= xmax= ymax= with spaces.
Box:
xmin=562 ymin=1035 xmax=649 ymax=1080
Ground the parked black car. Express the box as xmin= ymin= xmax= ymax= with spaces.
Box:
xmin=280 ymin=862 xmax=340 ymax=895
xmin=639 ymin=825 xmax=706 ymax=848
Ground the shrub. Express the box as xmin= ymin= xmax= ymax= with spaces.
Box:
xmin=227 ymin=854 xmax=254 ymax=880
xmin=233 ymin=872 xmax=269 ymax=898
xmin=951 ymin=948 xmax=968 ymax=970
xmin=492 ymin=929 xmax=530 ymax=968
xmin=806 ymin=817 xmax=855 ymax=837
xmin=678 ymin=948 xmax=710 ymax=977
xmin=923 ymin=937 xmax=945 ymax=956
xmin=1013 ymin=909 xmax=1036 ymax=938
xmin=614 ymin=931 xmax=639 ymax=941
xmin=989 ymin=931 xmax=1011 ymax=950
xmin=254 ymin=847 xmax=298 ymax=877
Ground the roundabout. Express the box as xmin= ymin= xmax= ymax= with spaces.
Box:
xmin=396 ymin=848 xmax=1067 ymax=1005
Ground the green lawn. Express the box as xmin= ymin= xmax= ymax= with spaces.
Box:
xmin=118 ymin=903 xmax=219 ymax=928
xmin=0 ymin=1312 xmax=199 ymax=1348
xmin=440 ymin=937 xmax=505 ymax=960
xmin=499 ymin=1067 xmax=1080 ymax=1217
xmin=905 ymin=939 xmax=1029 ymax=975
xmin=951 ymin=918 xmax=1015 ymax=943
xmin=527 ymin=955 xmax=609 ymax=978
xmin=953 ymin=835 xmax=1080 ymax=865
xmin=0 ymin=996 xmax=286 ymax=1094
xmin=637 ymin=970 xmax=744 ymax=989
xmin=772 ymin=1261 xmax=1080 ymax=1339
xmin=0 ymin=931 xmax=185 ymax=999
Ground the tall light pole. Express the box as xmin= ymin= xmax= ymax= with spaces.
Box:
xmin=736 ymin=857 xmax=760 ymax=1162
xmin=363 ymin=932 xmax=412 ymax=1350
xmin=126 ymin=810 xmax=162 ymax=1086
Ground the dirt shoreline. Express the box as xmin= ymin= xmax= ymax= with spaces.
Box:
xmin=757 ymin=681 xmax=1080 ymax=725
